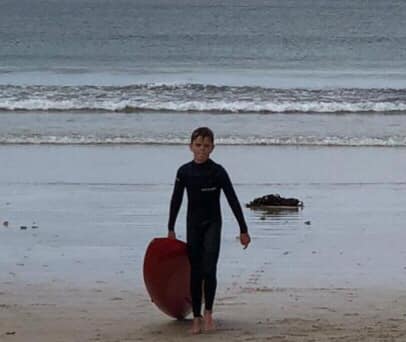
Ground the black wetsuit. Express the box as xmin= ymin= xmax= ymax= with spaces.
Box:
xmin=168 ymin=159 xmax=248 ymax=317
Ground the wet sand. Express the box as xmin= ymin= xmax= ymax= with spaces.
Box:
xmin=1 ymin=144 xmax=406 ymax=341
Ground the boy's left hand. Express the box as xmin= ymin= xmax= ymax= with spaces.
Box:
xmin=240 ymin=233 xmax=251 ymax=249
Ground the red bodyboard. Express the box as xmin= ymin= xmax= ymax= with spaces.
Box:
xmin=143 ymin=238 xmax=192 ymax=319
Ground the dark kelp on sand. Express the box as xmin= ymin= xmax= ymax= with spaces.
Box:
xmin=246 ymin=194 xmax=303 ymax=209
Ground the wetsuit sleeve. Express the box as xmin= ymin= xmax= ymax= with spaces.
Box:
xmin=220 ymin=167 xmax=248 ymax=234
xmin=168 ymin=168 xmax=185 ymax=232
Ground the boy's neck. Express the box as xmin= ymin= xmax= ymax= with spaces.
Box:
xmin=193 ymin=158 xmax=211 ymax=165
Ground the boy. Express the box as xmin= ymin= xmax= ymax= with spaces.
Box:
xmin=167 ymin=127 xmax=251 ymax=334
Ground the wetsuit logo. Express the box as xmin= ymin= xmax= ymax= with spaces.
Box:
xmin=201 ymin=187 xmax=217 ymax=192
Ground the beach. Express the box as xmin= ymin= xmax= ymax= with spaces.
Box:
xmin=2 ymin=0 xmax=406 ymax=339
xmin=1 ymin=144 xmax=406 ymax=341
xmin=2 ymin=284 xmax=406 ymax=341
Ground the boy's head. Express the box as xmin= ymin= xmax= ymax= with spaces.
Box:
xmin=190 ymin=127 xmax=214 ymax=144
xmin=190 ymin=127 xmax=215 ymax=164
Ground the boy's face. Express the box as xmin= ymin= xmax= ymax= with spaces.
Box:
xmin=190 ymin=136 xmax=214 ymax=164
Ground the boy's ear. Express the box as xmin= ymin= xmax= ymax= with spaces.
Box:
xmin=211 ymin=144 xmax=215 ymax=152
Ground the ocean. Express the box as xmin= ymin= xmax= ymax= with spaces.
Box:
xmin=1 ymin=0 xmax=406 ymax=146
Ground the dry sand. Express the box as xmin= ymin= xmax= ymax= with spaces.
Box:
xmin=1 ymin=283 xmax=406 ymax=342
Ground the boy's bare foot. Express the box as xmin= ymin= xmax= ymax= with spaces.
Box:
xmin=190 ymin=317 xmax=202 ymax=334
xmin=203 ymin=310 xmax=215 ymax=332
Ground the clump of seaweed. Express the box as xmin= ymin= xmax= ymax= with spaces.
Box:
xmin=246 ymin=194 xmax=303 ymax=208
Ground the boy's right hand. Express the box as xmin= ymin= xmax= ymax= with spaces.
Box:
xmin=168 ymin=231 xmax=176 ymax=239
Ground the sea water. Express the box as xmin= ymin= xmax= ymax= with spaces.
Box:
xmin=1 ymin=0 xmax=406 ymax=146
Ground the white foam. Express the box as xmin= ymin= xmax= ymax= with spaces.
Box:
xmin=1 ymin=135 xmax=405 ymax=147
xmin=2 ymin=99 xmax=406 ymax=113
xmin=1 ymin=83 xmax=406 ymax=113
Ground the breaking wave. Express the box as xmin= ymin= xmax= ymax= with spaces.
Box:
xmin=1 ymin=84 xmax=406 ymax=114
xmin=1 ymin=135 xmax=405 ymax=146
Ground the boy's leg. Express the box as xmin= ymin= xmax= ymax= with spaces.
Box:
xmin=187 ymin=225 xmax=204 ymax=320
xmin=202 ymin=221 xmax=221 ymax=330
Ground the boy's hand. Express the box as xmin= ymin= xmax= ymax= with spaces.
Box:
xmin=168 ymin=231 xmax=176 ymax=240
xmin=240 ymin=233 xmax=251 ymax=249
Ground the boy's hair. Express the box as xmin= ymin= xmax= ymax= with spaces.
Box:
xmin=190 ymin=127 xmax=214 ymax=144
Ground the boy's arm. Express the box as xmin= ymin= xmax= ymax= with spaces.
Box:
xmin=168 ymin=170 xmax=185 ymax=234
xmin=220 ymin=168 xmax=248 ymax=235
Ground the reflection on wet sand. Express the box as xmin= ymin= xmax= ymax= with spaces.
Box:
xmin=248 ymin=206 xmax=305 ymax=237
xmin=250 ymin=206 xmax=302 ymax=217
